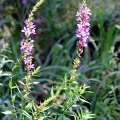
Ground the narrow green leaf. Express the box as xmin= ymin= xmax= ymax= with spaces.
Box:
xmin=0 ymin=83 xmax=3 ymax=86
xmin=15 ymin=83 xmax=22 ymax=94
xmin=25 ymin=102 xmax=33 ymax=110
xmin=53 ymin=103 xmax=63 ymax=108
xmin=0 ymin=72 xmax=12 ymax=77
xmin=9 ymin=78 xmax=12 ymax=89
xmin=12 ymin=95 xmax=16 ymax=103
xmin=2 ymin=110 xmax=12 ymax=115
xmin=12 ymin=65 xmax=17 ymax=71
xmin=64 ymin=73 xmax=67 ymax=82
xmin=18 ymin=81 xmax=25 ymax=86
xmin=22 ymin=110 xmax=31 ymax=119
xmin=51 ymin=86 xmax=54 ymax=96
xmin=32 ymin=66 xmax=41 ymax=76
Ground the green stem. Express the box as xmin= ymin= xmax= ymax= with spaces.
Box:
xmin=113 ymin=90 xmax=118 ymax=105
xmin=28 ymin=0 xmax=45 ymax=21
xmin=10 ymin=85 xmax=18 ymax=119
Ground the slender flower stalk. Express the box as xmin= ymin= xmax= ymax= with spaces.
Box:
xmin=70 ymin=0 xmax=91 ymax=80
xmin=20 ymin=0 xmax=45 ymax=95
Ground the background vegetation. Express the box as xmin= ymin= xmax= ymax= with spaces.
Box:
xmin=0 ymin=0 xmax=120 ymax=119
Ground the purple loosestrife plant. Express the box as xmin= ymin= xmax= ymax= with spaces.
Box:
xmin=68 ymin=1 xmax=95 ymax=119
xmin=64 ymin=2 xmax=95 ymax=119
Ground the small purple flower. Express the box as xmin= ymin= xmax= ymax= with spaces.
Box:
xmin=20 ymin=39 xmax=34 ymax=55
xmin=25 ymin=40 xmax=34 ymax=55
xmin=21 ymin=27 xmax=30 ymax=37
xmin=21 ymin=20 xmax=36 ymax=37
xmin=34 ymin=19 xmax=41 ymax=25
xmin=76 ymin=39 xmax=87 ymax=47
xmin=24 ymin=56 xmax=33 ymax=64
xmin=28 ymin=40 xmax=34 ymax=52
xmin=29 ymin=64 xmax=34 ymax=69
xmin=76 ymin=5 xmax=91 ymax=54
xmin=22 ymin=0 xmax=27 ymax=4
xmin=20 ymin=39 xmax=26 ymax=53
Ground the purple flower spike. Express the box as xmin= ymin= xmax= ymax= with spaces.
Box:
xmin=21 ymin=19 xmax=36 ymax=74
xmin=76 ymin=5 xmax=91 ymax=54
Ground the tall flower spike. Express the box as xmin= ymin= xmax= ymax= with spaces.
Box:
xmin=76 ymin=3 xmax=91 ymax=54
xmin=70 ymin=1 xmax=91 ymax=75
xmin=20 ymin=0 xmax=44 ymax=95
xmin=20 ymin=19 xmax=36 ymax=75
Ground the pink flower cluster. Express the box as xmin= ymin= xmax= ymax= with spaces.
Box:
xmin=21 ymin=20 xmax=36 ymax=37
xmin=20 ymin=19 xmax=36 ymax=74
xmin=76 ymin=5 xmax=91 ymax=50
xmin=20 ymin=39 xmax=34 ymax=55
